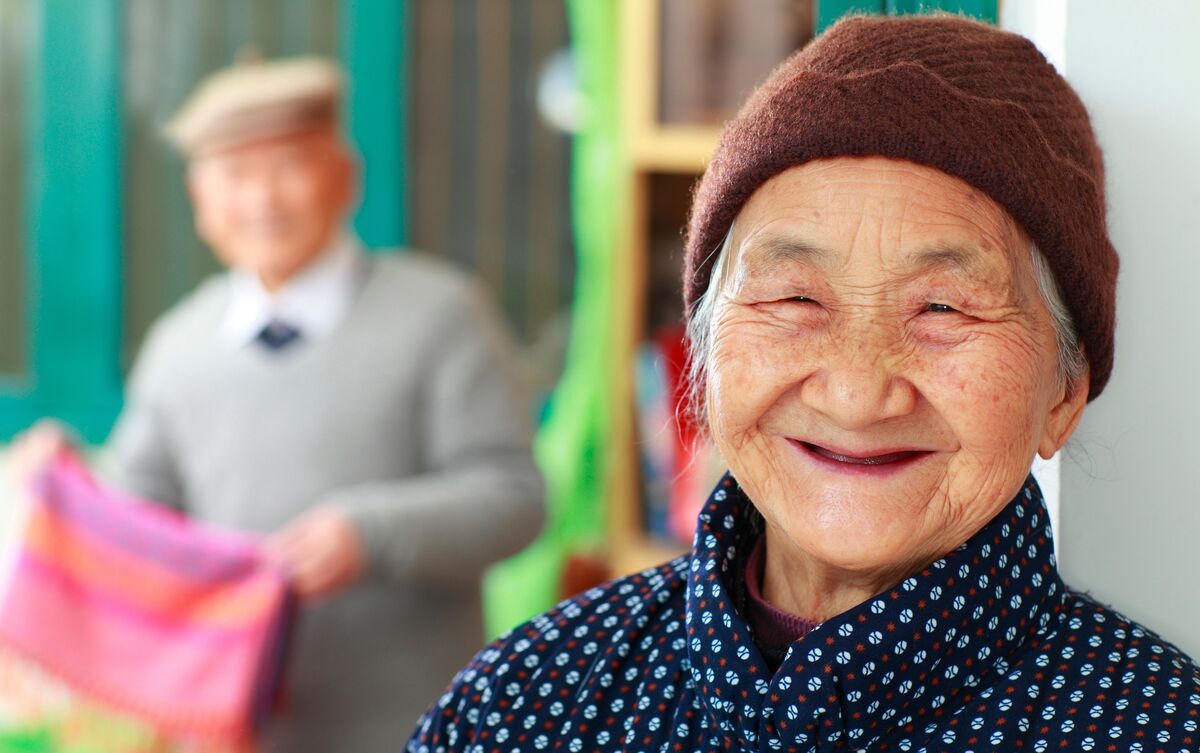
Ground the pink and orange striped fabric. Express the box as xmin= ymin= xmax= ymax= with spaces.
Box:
xmin=0 ymin=451 xmax=294 ymax=746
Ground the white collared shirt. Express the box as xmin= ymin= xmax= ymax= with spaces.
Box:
xmin=223 ymin=234 xmax=365 ymax=347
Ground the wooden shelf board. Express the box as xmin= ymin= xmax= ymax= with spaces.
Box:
xmin=629 ymin=125 xmax=723 ymax=173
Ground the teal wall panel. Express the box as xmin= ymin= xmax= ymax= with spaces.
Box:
xmin=819 ymin=0 xmax=995 ymax=32
xmin=816 ymin=0 xmax=883 ymax=32
xmin=0 ymin=0 xmax=123 ymax=442
xmin=886 ymin=0 xmax=996 ymax=21
xmin=340 ymin=1 xmax=407 ymax=249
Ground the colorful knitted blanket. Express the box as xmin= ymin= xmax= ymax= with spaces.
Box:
xmin=0 ymin=451 xmax=294 ymax=750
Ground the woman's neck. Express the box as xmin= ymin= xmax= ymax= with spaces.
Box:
xmin=760 ymin=524 xmax=915 ymax=622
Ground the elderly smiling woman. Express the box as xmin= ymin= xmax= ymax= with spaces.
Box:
xmin=407 ymin=15 xmax=1200 ymax=753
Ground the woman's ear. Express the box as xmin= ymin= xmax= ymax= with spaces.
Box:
xmin=1038 ymin=362 xmax=1090 ymax=459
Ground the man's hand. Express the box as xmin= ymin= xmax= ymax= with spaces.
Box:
xmin=264 ymin=506 xmax=366 ymax=602
xmin=9 ymin=420 xmax=73 ymax=490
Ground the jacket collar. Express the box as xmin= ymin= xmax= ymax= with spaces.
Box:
xmin=685 ymin=473 xmax=1067 ymax=751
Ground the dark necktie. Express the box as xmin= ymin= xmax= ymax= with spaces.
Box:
xmin=256 ymin=320 xmax=302 ymax=351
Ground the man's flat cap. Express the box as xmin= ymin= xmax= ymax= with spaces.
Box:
xmin=164 ymin=55 xmax=343 ymax=156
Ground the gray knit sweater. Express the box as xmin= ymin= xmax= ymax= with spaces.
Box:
xmin=107 ymin=253 xmax=545 ymax=752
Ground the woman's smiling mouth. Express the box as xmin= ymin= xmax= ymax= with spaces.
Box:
xmin=788 ymin=439 xmax=934 ymax=476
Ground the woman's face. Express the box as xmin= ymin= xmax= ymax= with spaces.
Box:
xmin=706 ymin=157 xmax=1088 ymax=584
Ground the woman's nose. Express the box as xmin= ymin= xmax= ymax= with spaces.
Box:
xmin=798 ymin=343 xmax=918 ymax=430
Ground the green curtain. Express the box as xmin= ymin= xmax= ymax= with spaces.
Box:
xmin=482 ymin=0 xmax=618 ymax=637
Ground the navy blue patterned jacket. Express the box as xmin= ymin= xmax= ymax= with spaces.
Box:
xmin=408 ymin=475 xmax=1200 ymax=752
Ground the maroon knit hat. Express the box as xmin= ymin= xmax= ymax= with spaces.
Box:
xmin=684 ymin=14 xmax=1118 ymax=400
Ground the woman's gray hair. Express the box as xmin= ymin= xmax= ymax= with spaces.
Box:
xmin=685 ymin=225 xmax=1088 ymax=427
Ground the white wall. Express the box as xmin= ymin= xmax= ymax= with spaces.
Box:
xmin=1052 ymin=1 xmax=1200 ymax=659
xmin=1000 ymin=0 xmax=1069 ymax=561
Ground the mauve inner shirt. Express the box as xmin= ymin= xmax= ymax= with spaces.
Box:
xmin=740 ymin=533 xmax=821 ymax=671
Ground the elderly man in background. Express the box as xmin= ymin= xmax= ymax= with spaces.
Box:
xmin=15 ymin=56 xmax=544 ymax=751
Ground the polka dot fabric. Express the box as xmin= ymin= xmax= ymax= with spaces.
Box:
xmin=407 ymin=475 xmax=1200 ymax=752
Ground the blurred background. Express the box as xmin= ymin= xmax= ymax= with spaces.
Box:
xmin=0 ymin=0 xmax=1196 ymax=659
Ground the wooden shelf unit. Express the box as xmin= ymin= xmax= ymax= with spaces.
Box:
xmin=606 ymin=0 xmax=721 ymax=577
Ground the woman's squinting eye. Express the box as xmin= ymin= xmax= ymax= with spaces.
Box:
xmin=787 ymin=295 xmax=816 ymax=304
xmin=924 ymin=302 xmax=958 ymax=314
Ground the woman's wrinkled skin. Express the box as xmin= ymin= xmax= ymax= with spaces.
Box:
xmin=705 ymin=157 xmax=1089 ymax=622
